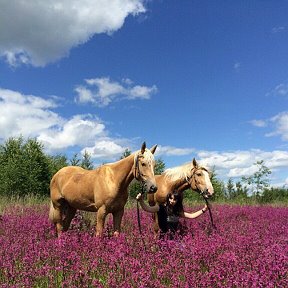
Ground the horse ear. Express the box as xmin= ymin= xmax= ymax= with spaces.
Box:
xmin=141 ymin=142 xmax=146 ymax=154
xmin=193 ymin=158 xmax=198 ymax=167
xmin=150 ymin=144 xmax=157 ymax=154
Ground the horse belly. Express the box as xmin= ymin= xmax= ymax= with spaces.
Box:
xmin=62 ymin=181 xmax=98 ymax=212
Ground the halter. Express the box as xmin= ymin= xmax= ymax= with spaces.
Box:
xmin=133 ymin=153 xmax=143 ymax=182
xmin=185 ymin=167 xmax=209 ymax=196
xmin=186 ymin=167 xmax=216 ymax=230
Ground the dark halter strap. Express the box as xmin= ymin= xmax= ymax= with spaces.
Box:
xmin=186 ymin=167 xmax=216 ymax=230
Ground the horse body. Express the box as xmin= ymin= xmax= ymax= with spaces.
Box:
xmin=147 ymin=158 xmax=214 ymax=234
xmin=49 ymin=142 xmax=157 ymax=236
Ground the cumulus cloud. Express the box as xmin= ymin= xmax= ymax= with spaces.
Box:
xmin=0 ymin=88 xmax=129 ymax=159
xmin=0 ymin=0 xmax=146 ymax=67
xmin=81 ymin=140 xmax=126 ymax=160
xmin=38 ymin=115 xmax=107 ymax=151
xmin=0 ymin=88 xmax=61 ymax=140
xmin=75 ymin=77 xmax=157 ymax=107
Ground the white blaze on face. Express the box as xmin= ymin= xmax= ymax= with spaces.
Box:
xmin=203 ymin=170 xmax=214 ymax=195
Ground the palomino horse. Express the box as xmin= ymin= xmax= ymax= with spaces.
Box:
xmin=49 ymin=142 xmax=157 ymax=237
xmin=147 ymin=158 xmax=214 ymax=234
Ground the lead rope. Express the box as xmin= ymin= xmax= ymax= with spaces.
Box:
xmin=202 ymin=195 xmax=216 ymax=230
xmin=136 ymin=183 xmax=147 ymax=250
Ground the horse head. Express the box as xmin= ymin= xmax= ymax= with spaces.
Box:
xmin=133 ymin=142 xmax=158 ymax=194
xmin=186 ymin=158 xmax=214 ymax=198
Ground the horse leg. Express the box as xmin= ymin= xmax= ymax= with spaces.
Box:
xmin=49 ymin=200 xmax=64 ymax=236
xmin=112 ymin=208 xmax=124 ymax=237
xmin=95 ymin=206 xmax=107 ymax=237
xmin=63 ymin=206 xmax=77 ymax=232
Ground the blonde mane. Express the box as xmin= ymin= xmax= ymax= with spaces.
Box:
xmin=163 ymin=162 xmax=193 ymax=182
xmin=134 ymin=148 xmax=155 ymax=165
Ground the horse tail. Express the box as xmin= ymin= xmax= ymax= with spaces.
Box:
xmin=49 ymin=201 xmax=57 ymax=223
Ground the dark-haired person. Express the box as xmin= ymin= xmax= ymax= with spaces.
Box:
xmin=136 ymin=190 xmax=208 ymax=239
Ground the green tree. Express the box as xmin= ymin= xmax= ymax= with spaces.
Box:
xmin=261 ymin=186 xmax=288 ymax=203
xmin=234 ymin=181 xmax=248 ymax=202
xmin=48 ymin=154 xmax=68 ymax=177
xmin=120 ymin=148 xmax=131 ymax=159
xmin=0 ymin=137 xmax=51 ymax=196
xmin=242 ymin=160 xmax=271 ymax=198
xmin=80 ymin=150 xmax=94 ymax=170
xmin=226 ymin=178 xmax=235 ymax=199
xmin=70 ymin=153 xmax=81 ymax=166
xmin=210 ymin=170 xmax=225 ymax=201
xmin=155 ymin=158 xmax=165 ymax=175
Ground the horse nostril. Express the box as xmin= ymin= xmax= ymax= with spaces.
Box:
xmin=149 ymin=185 xmax=157 ymax=193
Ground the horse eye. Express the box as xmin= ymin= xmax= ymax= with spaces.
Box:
xmin=197 ymin=173 xmax=202 ymax=177
xmin=141 ymin=163 xmax=146 ymax=167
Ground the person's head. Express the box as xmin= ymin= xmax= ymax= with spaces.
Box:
xmin=166 ymin=191 xmax=180 ymax=206
xmin=166 ymin=191 xmax=184 ymax=215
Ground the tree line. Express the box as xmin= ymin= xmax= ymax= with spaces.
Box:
xmin=0 ymin=136 xmax=287 ymax=204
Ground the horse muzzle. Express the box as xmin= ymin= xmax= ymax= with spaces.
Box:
xmin=143 ymin=182 xmax=158 ymax=194
xmin=201 ymin=188 xmax=213 ymax=199
xmin=148 ymin=184 xmax=157 ymax=193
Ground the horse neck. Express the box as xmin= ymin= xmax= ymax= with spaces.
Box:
xmin=111 ymin=153 xmax=135 ymax=187
xmin=164 ymin=175 xmax=190 ymax=193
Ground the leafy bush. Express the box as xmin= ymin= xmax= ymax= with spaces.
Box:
xmin=0 ymin=137 xmax=51 ymax=196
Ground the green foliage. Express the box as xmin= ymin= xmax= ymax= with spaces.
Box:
xmin=242 ymin=160 xmax=271 ymax=198
xmin=70 ymin=153 xmax=81 ymax=166
xmin=47 ymin=154 xmax=68 ymax=177
xmin=69 ymin=151 xmax=94 ymax=170
xmin=260 ymin=187 xmax=288 ymax=204
xmin=210 ymin=170 xmax=226 ymax=201
xmin=154 ymin=158 xmax=165 ymax=175
xmin=120 ymin=148 xmax=131 ymax=159
xmin=80 ymin=150 xmax=94 ymax=170
xmin=0 ymin=137 xmax=51 ymax=196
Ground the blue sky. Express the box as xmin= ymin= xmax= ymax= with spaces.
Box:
xmin=0 ymin=0 xmax=288 ymax=187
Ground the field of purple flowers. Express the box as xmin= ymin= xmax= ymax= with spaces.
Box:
xmin=0 ymin=204 xmax=287 ymax=287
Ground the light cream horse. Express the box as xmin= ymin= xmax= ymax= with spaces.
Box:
xmin=49 ymin=142 xmax=157 ymax=237
xmin=147 ymin=158 xmax=214 ymax=234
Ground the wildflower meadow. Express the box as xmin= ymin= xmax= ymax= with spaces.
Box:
xmin=0 ymin=204 xmax=287 ymax=287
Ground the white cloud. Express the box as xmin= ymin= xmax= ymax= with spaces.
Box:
xmin=196 ymin=149 xmax=288 ymax=179
xmin=250 ymin=119 xmax=267 ymax=128
xmin=0 ymin=88 xmax=123 ymax=155
xmin=0 ymin=88 xmax=61 ymax=140
xmin=75 ymin=77 xmax=157 ymax=107
xmin=156 ymin=145 xmax=195 ymax=156
xmin=82 ymin=140 xmax=126 ymax=160
xmin=273 ymin=83 xmax=288 ymax=97
xmin=266 ymin=112 xmax=288 ymax=141
xmin=155 ymin=146 xmax=288 ymax=186
xmin=0 ymin=0 xmax=146 ymax=67
xmin=271 ymin=26 xmax=285 ymax=33
xmin=38 ymin=115 xmax=107 ymax=151
xmin=267 ymin=82 xmax=288 ymax=98
xmin=128 ymin=85 xmax=158 ymax=99
xmin=233 ymin=62 xmax=241 ymax=72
